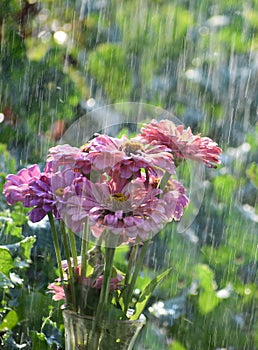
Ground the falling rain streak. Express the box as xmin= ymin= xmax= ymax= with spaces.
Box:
xmin=0 ymin=1 xmax=257 ymax=350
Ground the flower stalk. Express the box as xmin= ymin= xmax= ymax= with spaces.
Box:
xmin=123 ymin=239 xmax=150 ymax=315
xmin=90 ymin=245 xmax=116 ymax=349
xmin=80 ymin=218 xmax=89 ymax=280
xmin=60 ymin=220 xmax=77 ymax=311
xmin=124 ymin=242 xmax=139 ymax=288
xmin=48 ymin=212 xmax=63 ymax=281
xmin=67 ymin=228 xmax=78 ymax=268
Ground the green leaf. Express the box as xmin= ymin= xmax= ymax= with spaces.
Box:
xmin=4 ymin=221 xmax=23 ymax=242
xmin=0 ymin=247 xmax=14 ymax=275
xmin=169 ymin=340 xmax=187 ymax=350
xmin=198 ymin=291 xmax=220 ymax=314
xmin=213 ymin=174 xmax=237 ymax=204
xmin=25 ymin=38 xmax=51 ymax=61
xmin=87 ymin=43 xmax=131 ymax=101
xmin=20 ymin=236 xmax=36 ymax=261
xmin=0 ymin=143 xmax=16 ymax=174
xmin=0 ymin=310 xmax=18 ymax=331
xmin=247 ymin=162 xmax=258 ymax=188
xmin=131 ymin=267 xmax=172 ymax=320
xmin=30 ymin=331 xmax=51 ymax=350
xmin=195 ymin=264 xmax=215 ymax=292
xmin=17 ymin=292 xmax=55 ymax=330
xmin=4 ymin=235 xmax=36 ymax=261
xmin=11 ymin=203 xmax=28 ymax=226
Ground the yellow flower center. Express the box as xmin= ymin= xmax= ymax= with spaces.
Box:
xmin=111 ymin=193 xmax=128 ymax=202
xmin=55 ymin=188 xmax=64 ymax=196
xmin=80 ymin=143 xmax=90 ymax=152
xmin=120 ymin=140 xmax=143 ymax=156
xmin=107 ymin=192 xmax=130 ymax=212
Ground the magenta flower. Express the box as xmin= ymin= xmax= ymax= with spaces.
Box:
xmin=3 ymin=164 xmax=41 ymax=205
xmin=3 ymin=164 xmax=60 ymax=222
xmin=23 ymin=173 xmax=59 ymax=222
xmin=139 ymin=119 xmax=222 ymax=168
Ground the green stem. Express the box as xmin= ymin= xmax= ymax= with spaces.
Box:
xmin=80 ymin=218 xmax=89 ymax=280
xmin=60 ymin=220 xmax=76 ymax=311
xmin=68 ymin=228 xmax=78 ymax=268
xmin=124 ymin=242 xmax=139 ymax=288
xmin=48 ymin=212 xmax=63 ymax=280
xmin=79 ymin=219 xmax=90 ymax=314
xmin=158 ymin=171 xmax=171 ymax=191
xmin=103 ymin=247 xmax=116 ymax=306
xmin=123 ymin=240 xmax=150 ymax=315
xmin=95 ymin=246 xmax=116 ymax=321
xmin=89 ymin=245 xmax=115 ymax=350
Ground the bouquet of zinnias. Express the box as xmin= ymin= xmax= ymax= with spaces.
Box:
xmin=3 ymin=119 xmax=221 ymax=348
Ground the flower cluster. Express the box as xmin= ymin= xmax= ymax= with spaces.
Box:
xmin=3 ymin=120 xmax=221 ymax=243
xmin=3 ymin=118 xmax=221 ymax=319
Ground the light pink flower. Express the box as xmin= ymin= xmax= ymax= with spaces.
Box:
xmin=47 ymin=144 xmax=91 ymax=174
xmin=82 ymin=176 xmax=169 ymax=242
xmin=84 ymin=134 xmax=175 ymax=179
xmin=139 ymin=119 xmax=222 ymax=168
xmin=48 ymin=283 xmax=66 ymax=301
xmin=48 ymin=257 xmax=124 ymax=301
xmin=161 ymin=179 xmax=190 ymax=221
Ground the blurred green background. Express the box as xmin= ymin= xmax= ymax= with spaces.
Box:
xmin=0 ymin=0 xmax=257 ymax=349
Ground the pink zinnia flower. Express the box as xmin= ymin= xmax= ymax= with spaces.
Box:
xmin=3 ymin=164 xmax=41 ymax=205
xmin=48 ymin=257 xmax=124 ymax=301
xmin=161 ymin=179 xmax=190 ymax=221
xmin=81 ymin=176 xmax=169 ymax=242
xmin=48 ymin=283 xmax=66 ymax=301
xmin=47 ymin=144 xmax=92 ymax=174
xmin=83 ymin=134 xmax=175 ymax=179
xmin=138 ymin=119 xmax=222 ymax=168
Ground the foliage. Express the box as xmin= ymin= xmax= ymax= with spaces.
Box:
xmin=0 ymin=0 xmax=258 ymax=349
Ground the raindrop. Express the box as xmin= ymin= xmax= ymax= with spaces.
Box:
xmin=87 ymin=98 xmax=96 ymax=108
xmin=244 ymin=288 xmax=251 ymax=295
xmin=185 ymin=69 xmax=202 ymax=82
xmin=54 ymin=31 xmax=68 ymax=45
xmin=216 ymin=284 xmax=232 ymax=299
xmin=0 ymin=113 xmax=4 ymax=123
xmin=207 ymin=15 xmax=230 ymax=27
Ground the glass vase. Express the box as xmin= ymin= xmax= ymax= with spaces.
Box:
xmin=63 ymin=310 xmax=146 ymax=350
